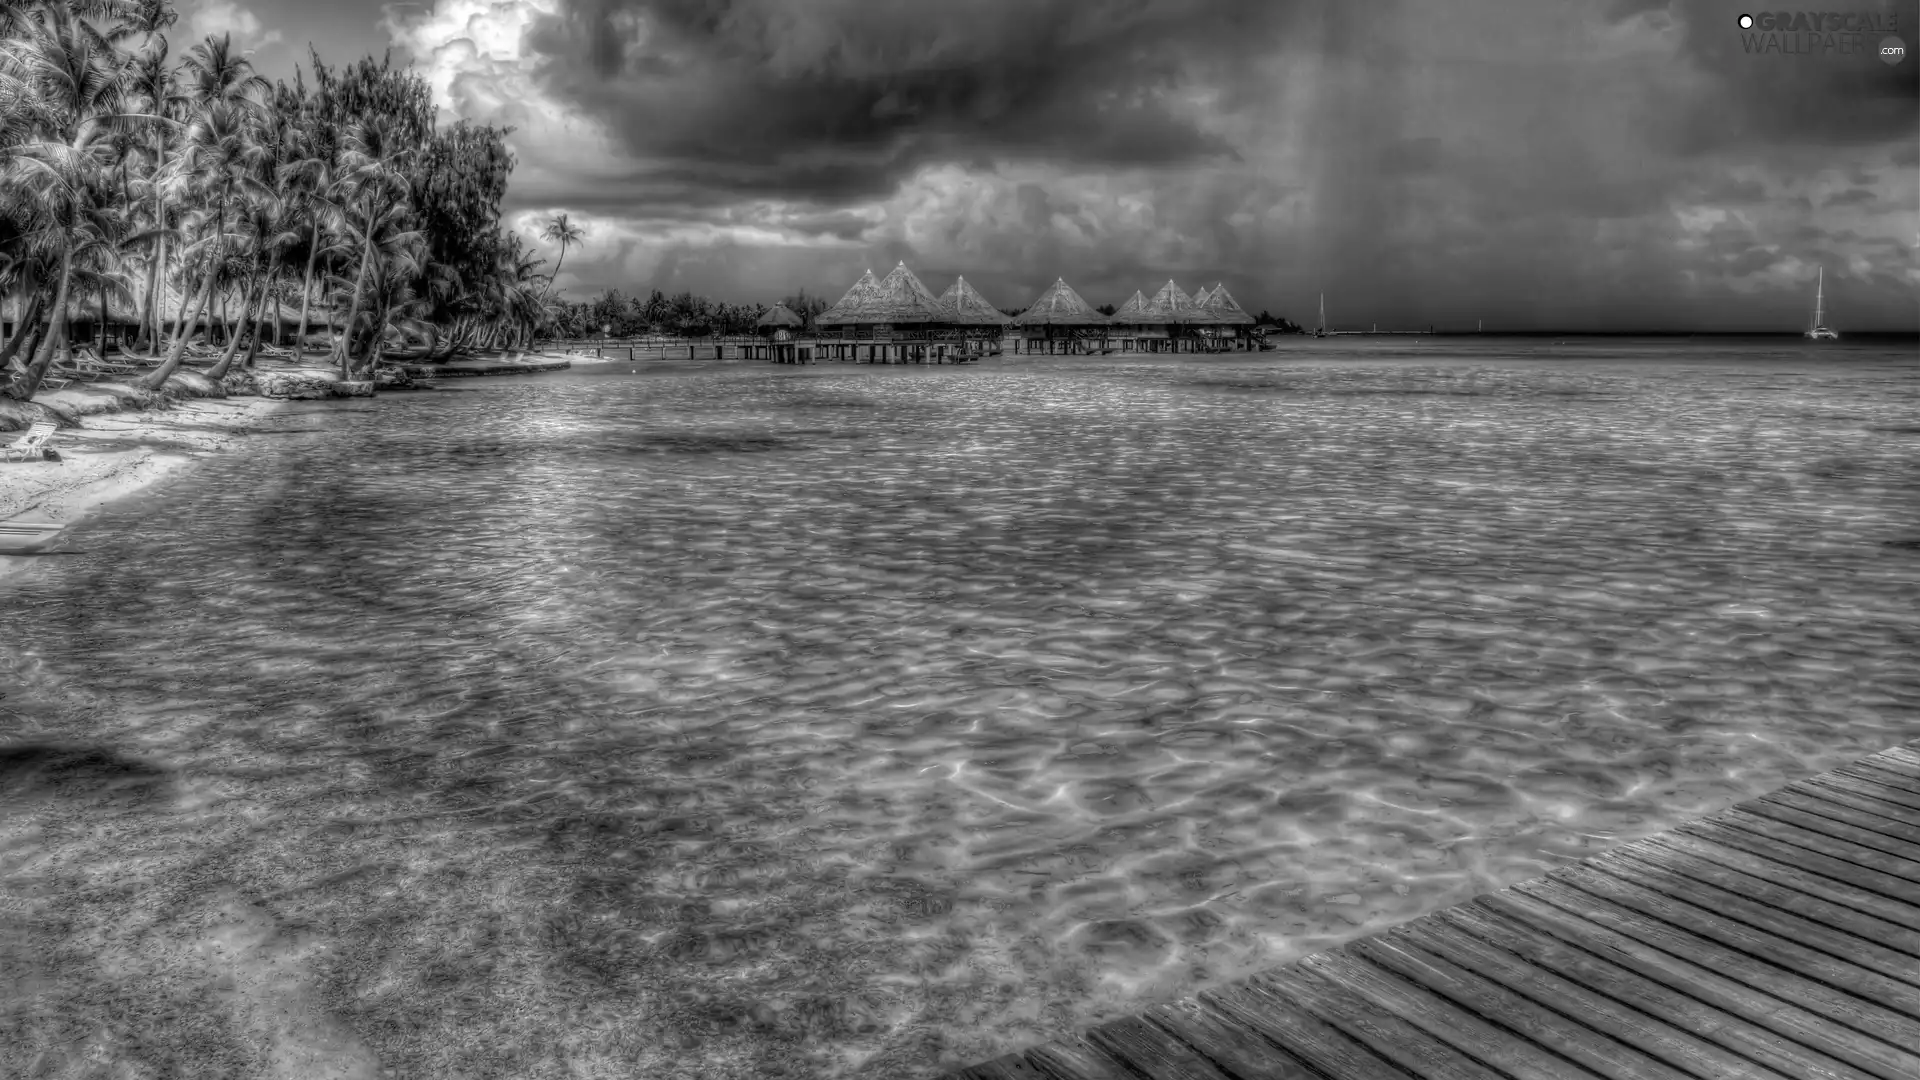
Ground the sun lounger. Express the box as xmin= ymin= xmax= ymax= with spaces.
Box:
xmin=2 ymin=421 xmax=57 ymax=463
xmin=73 ymin=347 xmax=138 ymax=376
xmin=0 ymin=519 xmax=66 ymax=553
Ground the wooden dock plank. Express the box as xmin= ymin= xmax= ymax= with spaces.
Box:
xmin=1079 ymin=1015 xmax=1243 ymax=1080
xmin=1022 ymin=1032 xmax=1140 ymax=1080
xmin=1342 ymin=932 xmax=1697 ymax=1080
xmin=1838 ymin=762 xmax=1920 ymax=796
xmin=1677 ymin=818 xmax=1920 ymax=899
xmin=1787 ymin=779 xmax=1920 ymax=830
xmin=1713 ymin=806 xmax=1920 ymax=881
xmin=1500 ymin=881 xmax=1920 ymax=1079
xmin=1387 ymin=915 xmax=1799 ymax=1080
xmin=1249 ymin=965 xmax=1510 ymax=1080
xmin=1808 ymin=772 xmax=1920 ymax=817
xmin=1867 ymin=746 xmax=1920 ymax=778
xmin=1293 ymin=950 xmax=1603 ymax=1080
xmin=1436 ymin=902 xmax=1875 ymax=1080
xmin=946 ymin=741 xmax=1920 ymax=1080
xmin=1596 ymin=842 xmax=1920 ymax=965
xmin=1548 ymin=860 xmax=1920 ymax=1011
xmin=1640 ymin=830 xmax=1920 ymax=931
xmin=1741 ymin=798 xmax=1920 ymax=862
xmin=1138 ymin=999 xmax=1330 ymax=1080
xmin=1199 ymin=979 xmax=1414 ymax=1080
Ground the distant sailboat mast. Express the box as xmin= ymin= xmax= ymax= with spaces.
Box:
xmin=1315 ymin=293 xmax=1328 ymax=337
xmin=1806 ymin=266 xmax=1839 ymax=340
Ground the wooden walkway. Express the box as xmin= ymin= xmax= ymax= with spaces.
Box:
xmin=947 ymin=739 xmax=1920 ymax=1080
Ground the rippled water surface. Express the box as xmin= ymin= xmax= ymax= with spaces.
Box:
xmin=3 ymin=339 xmax=1918 ymax=1079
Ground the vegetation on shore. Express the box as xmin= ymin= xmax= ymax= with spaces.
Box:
xmin=1 ymin=0 xmax=539 ymax=404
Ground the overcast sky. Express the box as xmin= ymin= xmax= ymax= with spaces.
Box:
xmin=199 ymin=0 xmax=1916 ymax=330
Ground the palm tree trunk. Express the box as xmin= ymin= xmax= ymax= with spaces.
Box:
xmin=293 ymin=230 xmax=320 ymax=357
xmin=337 ymin=193 xmax=377 ymax=381
xmin=206 ymin=250 xmax=264 ymax=380
xmin=141 ymin=230 xmax=168 ymax=356
xmin=138 ymin=232 xmax=224 ymax=391
xmin=0 ymin=291 xmax=47 ymax=376
xmin=14 ymin=245 xmax=76 ymax=400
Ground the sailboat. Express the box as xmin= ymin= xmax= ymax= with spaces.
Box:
xmin=1314 ymin=294 xmax=1329 ymax=338
xmin=1806 ymin=267 xmax=1839 ymax=341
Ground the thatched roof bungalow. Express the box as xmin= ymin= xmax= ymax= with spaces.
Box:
xmin=1109 ymin=290 xmax=1159 ymax=325
xmin=1010 ymin=278 xmax=1110 ymax=355
xmin=1148 ymin=280 xmax=1217 ymax=326
xmin=937 ymin=276 xmax=1012 ymax=330
xmin=755 ymin=302 xmax=805 ymax=334
xmin=813 ymin=262 xmax=967 ymax=363
xmin=816 ymin=262 xmax=955 ymax=329
xmin=1192 ymin=285 xmax=1214 ymax=308
xmin=1197 ymin=283 xmax=1255 ymax=327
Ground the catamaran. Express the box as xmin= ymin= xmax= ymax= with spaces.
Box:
xmin=1806 ymin=266 xmax=1839 ymax=341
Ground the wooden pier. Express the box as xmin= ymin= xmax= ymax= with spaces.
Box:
xmin=947 ymin=739 xmax=1920 ymax=1080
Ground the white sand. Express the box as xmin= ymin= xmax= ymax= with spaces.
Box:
xmin=0 ymin=396 xmax=287 ymax=583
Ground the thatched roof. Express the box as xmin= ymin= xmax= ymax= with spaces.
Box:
xmin=815 ymin=268 xmax=883 ymax=325
xmin=1148 ymin=279 xmax=1217 ymax=324
xmin=817 ymin=262 xmax=955 ymax=325
xmin=1108 ymin=289 xmax=1160 ymax=325
xmin=1197 ymin=283 xmax=1255 ymax=326
xmin=756 ymin=303 xmax=805 ymax=329
xmin=1192 ymin=285 xmax=1213 ymax=308
xmin=937 ymin=276 xmax=1013 ymax=326
xmin=1012 ymin=278 xmax=1109 ymax=326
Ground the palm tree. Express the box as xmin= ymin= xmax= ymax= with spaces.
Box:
xmin=537 ymin=210 xmax=581 ymax=306
xmin=136 ymin=96 xmax=267 ymax=389
xmin=331 ymin=115 xmax=411 ymax=378
xmin=1 ymin=1 xmax=130 ymax=399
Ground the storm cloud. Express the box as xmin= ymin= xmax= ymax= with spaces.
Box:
xmin=363 ymin=0 xmax=1920 ymax=328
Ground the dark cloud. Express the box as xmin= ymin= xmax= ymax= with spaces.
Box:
xmin=1823 ymin=187 xmax=1881 ymax=206
xmin=1622 ymin=0 xmax=1919 ymax=152
xmin=520 ymin=0 xmax=1319 ymax=201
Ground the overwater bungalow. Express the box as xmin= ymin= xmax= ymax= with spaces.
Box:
xmin=1139 ymin=279 xmax=1219 ymax=353
xmin=753 ymin=303 xmax=807 ymax=364
xmin=814 ymin=262 xmax=965 ymax=363
xmin=1011 ymin=278 xmax=1111 ymax=355
xmin=937 ymin=276 xmax=1013 ymax=358
xmin=1196 ymin=282 xmax=1258 ymax=351
xmin=1107 ymin=289 xmax=1169 ymax=353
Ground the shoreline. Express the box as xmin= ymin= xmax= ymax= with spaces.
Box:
xmin=0 ymin=394 xmax=290 ymax=584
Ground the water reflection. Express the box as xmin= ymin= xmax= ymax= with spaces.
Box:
xmin=2 ymin=345 xmax=1918 ymax=1078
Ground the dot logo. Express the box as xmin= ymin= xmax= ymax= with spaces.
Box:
xmin=1883 ymin=36 xmax=1908 ymax=63
xmin=1739 ymin=13 xmax=1754 ymax=28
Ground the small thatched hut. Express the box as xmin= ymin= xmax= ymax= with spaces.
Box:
xmin=814 ymin=262 xmax=962 ymax=363
xmin=754 ymin=303 xmax=807 ymax=363
xmin=937 ymin=276 xmax=1012 ymax=357
xmin=1195 ymin=283 xmax=1257 ymax=351
xmin=1011 ymin=278 xmax=1110 ymax=355
xmin=1192 ymin=285 xmax=1214 ymax=308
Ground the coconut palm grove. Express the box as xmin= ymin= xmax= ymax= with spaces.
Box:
xmin=0 ymin=0 xmax=552 ymax=402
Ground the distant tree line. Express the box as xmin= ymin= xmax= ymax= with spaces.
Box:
xmin=546 ymin=286 xmax=841 ymax=338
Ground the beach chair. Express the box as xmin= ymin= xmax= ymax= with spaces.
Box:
xmin=73 ymin=347 xmax=137 ymax=376
xmin=2 ymin=421 xmax=57 ymax=463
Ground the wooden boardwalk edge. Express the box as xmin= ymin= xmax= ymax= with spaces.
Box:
xmin=944 ymin=737 xmax=1920 ymax=1080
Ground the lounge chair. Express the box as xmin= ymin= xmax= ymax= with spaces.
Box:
xmin=2 ymin=421 xmax=57 ymax=463
xmin=0 ymin=518 xmax=66 ymax=554
xmin=73 ymin=347 xmax=137 ymax=376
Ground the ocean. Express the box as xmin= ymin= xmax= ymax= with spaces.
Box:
xmin=2 ymin=335 xmax=1916 ymax=1078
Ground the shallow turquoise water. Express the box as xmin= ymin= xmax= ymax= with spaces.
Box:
xmin=2 ymin=339 xmax=1918 ymax=1078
